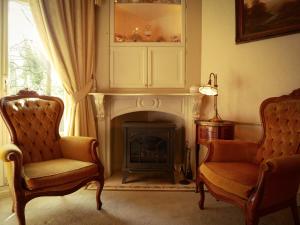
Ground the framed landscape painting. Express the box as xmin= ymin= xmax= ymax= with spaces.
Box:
xmin=236 ymin=0 xmax=300 ymax=43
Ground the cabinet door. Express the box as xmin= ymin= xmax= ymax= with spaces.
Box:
xmin=148 ymin=47 xmax=185 ymax=88
xmin=110 ymin=47 xmax=147 ymax=88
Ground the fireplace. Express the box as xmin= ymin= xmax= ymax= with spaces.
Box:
xmin=89 ymin=93 xmax=203 ymax=178
xmin=122 ymin=122 xmax=176 ymax=183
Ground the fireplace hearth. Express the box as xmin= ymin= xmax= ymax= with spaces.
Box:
xmin=122 ymin=122 xmax=176 ymax=184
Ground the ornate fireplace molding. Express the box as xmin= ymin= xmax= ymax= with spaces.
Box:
xmin=89 ymin=92 xmax=203 ymax=178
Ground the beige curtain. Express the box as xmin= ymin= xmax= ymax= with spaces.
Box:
xmin=94 ymin=0 xmax=102 ymax=6
xmin=29 ymin=0 xmax=97 ymax=138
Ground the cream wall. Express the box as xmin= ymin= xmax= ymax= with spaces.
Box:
xmin=201 ymin=0 xmax=300 ymax=141
xmin=95 ymin=0 xmax=300 ymax=142
xmin=95 ymin=0 xmax=202 ymax=92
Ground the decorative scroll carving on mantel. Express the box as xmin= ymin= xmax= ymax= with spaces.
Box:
xmin=88 ymin=92 xmax=203 ymax=177
xmin=90 ymin=93 xmax=105 ymax=119
xmin=89 ymin=92 xmax=203 ymax=119
xmin=137 ymin=96 xmax=160 ymax=109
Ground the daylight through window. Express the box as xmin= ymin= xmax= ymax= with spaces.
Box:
xmin=8 ymin=0 xmax=64 ymax=98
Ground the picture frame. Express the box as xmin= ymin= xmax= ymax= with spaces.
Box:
xmin=235 ymin=0 xmax=300 ymax=43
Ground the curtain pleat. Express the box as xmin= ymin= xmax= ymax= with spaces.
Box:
xmin=29 ymin=0 xmax=97 ymax=139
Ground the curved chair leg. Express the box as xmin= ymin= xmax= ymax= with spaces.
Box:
xmin=195 ymin=177 xmax=200 ymax=193
xmin=290 ymin=199 xmax=300 ymax=225
xmin=198 ymin=181 xmax=205 ymax=210
xmin=245 ymin=209 xmax=259 ymax=225
xmin=245 ymin=216 xmax=259 ymax=225
xmin=15 ymin=201 xmax=26 ymax=225
xmin=12 ymin=199 xmax=15 ymax=213
xmin=96 ymin=176 xmax=104 ymax=210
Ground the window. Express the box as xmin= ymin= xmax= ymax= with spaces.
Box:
xmin=8 ymin=0 xmax=64 ymax=98
xmin=8 ymin=0 xmax=65 ymax=133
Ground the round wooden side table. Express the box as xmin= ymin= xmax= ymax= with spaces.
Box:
xmin=194 ymin=120 xmax=235 ymax=192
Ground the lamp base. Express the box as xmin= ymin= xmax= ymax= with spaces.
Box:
xmin=208 ymin=114 xmax=223 ymax=122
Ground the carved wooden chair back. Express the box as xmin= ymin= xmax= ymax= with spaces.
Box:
xmin=256 ymin=89 xmax=300 ymax=163
xmin=0 ymin=90 xmax=64 ymax=164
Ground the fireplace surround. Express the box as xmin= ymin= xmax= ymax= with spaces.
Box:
xmin=89 ymin=92 xmax=203 ymax=178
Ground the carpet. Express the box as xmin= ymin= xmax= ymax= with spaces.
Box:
xmin=1 ymin=189 xmax=296 ymax=225
xmin=87 ymin=172 xmax=195 ymax=191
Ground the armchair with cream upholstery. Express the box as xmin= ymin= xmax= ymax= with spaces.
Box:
xmin=0 ymin=90 xmax=104 ymax=225
xmin=197 ymin=89 xmax=300 ymax=225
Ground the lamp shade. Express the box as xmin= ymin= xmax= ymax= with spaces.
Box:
xmin=199 ymin=85 xmax=218 ymax=96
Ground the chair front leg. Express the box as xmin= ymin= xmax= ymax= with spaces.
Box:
xmin=199 ymin=181 xmax=205 ymax=210
xmin=244 ymin=207 xmax=259 ymax=225
xmin=245 ymin=214 xmax=259 ymax=225
xmin=96 ymin=176 xmax=104 ymax=210
xmin=291 ymin=198 xmax=300 ymax=225
xmin=15 ymin=200 xmax=26 ymax=225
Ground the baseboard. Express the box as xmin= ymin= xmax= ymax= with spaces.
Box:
xmin=0 ymin=185 xmax=10 ymax=198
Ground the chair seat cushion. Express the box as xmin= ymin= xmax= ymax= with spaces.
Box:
xmin=23 ymin=158 xmax=99 ymax=190
xmin=199 ymin=162 xmax=259 ymax=199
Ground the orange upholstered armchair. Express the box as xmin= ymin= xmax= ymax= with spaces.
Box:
xmin=197 ymin=89 xmax=300 ymax=225
xmin=0 ymin=90 xmax=104 ymax=225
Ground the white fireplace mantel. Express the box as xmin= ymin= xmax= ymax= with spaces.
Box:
xmin=89 ymin=92 xmax=203 ymax=178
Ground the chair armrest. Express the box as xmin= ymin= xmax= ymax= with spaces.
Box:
xmin=253 ymin=155 xmax=300 ymax=209
xmin=0 ymin=144 xmax=22 ymax=162
xmin=60 ymin=136 xmax=99 ymax=163
xmin=263 ymin=155 xmax=300 ymax=174
xmin=205 ymin=140 xmax=259 ymax=163
xmin=0 ymin=144 xmax=23 ymax=190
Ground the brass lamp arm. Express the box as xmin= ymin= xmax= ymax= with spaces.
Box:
xmin=207 ymin=73 xmax=222 ymax=122
xmin=209 ymin=73 xmax=218 ymax=89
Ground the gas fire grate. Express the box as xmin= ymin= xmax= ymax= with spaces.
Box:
xmin=122 ymin=122 xmax=175 ymax=184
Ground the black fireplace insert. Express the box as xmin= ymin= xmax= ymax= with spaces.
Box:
xmin=122 ymin=121 xmax=176 ymax=183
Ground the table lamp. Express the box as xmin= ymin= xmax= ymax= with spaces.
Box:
xmin=199 ymin=73 xmax=222 ymax=122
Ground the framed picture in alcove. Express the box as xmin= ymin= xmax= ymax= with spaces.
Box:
xmin=236 ymin=0 xmax=300 ymax=43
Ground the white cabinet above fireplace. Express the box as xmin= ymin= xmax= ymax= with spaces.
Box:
xmin=109 ymin=0 xmax=186 ymax=89
xmin=110 ymin=47 xmax=147 ymax=88
xmin=110 ymin=46 xmax=185 ymax=88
